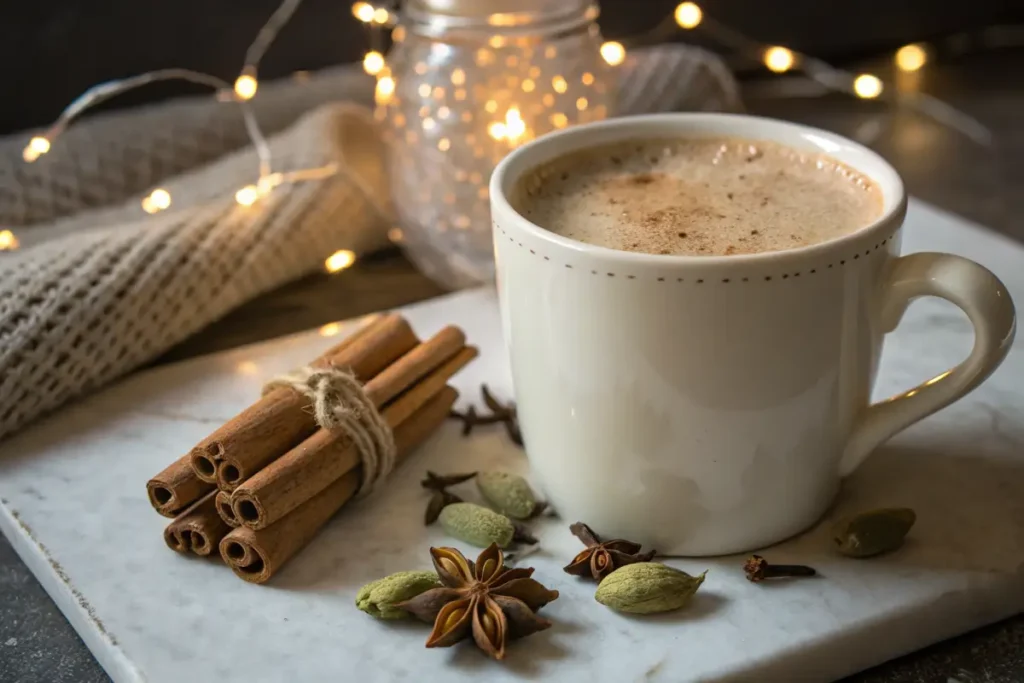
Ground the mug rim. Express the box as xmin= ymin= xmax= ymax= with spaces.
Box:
xmin=490 ymin=113 xmax=907 ymax=269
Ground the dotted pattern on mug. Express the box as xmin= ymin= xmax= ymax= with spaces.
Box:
xmin=495 ymin=222 xmax=898 ymax=284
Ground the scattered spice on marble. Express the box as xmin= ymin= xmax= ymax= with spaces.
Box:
xmin=398 ymin=544 xmax=558 ymax=660
xmin=832 ymin=507 xmax=917 ymax=558
xmin=424 ymin=489 xmax=463 ymax=525
xmin=449 ymin=405 xmax=503 ymax=435
xmin=438 ymin=502 xmax=515 ymax=548
xmin=743 ymin=555 xmax=816 ymax=582
xmin=449 ymin=385 xmax=523 ymax=446
xmin=512 ymin=522 xmax=539 ymax=546
xmin=563 ymin=521 xmax=656 ymax=581
xmin=476 ymin=471 xmax=539 ymax=519
xmin=595 ymin=563 xmax=706 ymax=614
xmin=421 ymin=471 xmax=477 ymax=490
xmin=420 ymin=471 xmax=476 ymax=525
xmin=356 ymin=570 xmax=442 ymax=620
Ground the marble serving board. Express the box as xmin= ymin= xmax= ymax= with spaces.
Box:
xmin=2 ymin=200 xmax=1024 ymax=683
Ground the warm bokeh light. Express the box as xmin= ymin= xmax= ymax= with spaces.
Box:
xmin=325 ymin=249 xmax=356 ymax=273
xmin=150 ymin=189 xmax=171 ymax=208
xmin=504 ymin=107 xmax=526 ymax=141
xmin=29 ymin=136 xmax=50 ymax=153
xmin=142 ymin=188 xmax=172 ymax=214
xmin=895 ymin=44 xmax=927 ymax=72
xmin=488 ymin=122 xmax=507 ymax=140
xmin=600 ymin=41 xmax=626 ymax=66
xmin=0 ymin=230 xmax=18 ymax=251
xmin=674 ymin=2 xmax=703 ymax=29
xmin=363 ymin=51 xmax=385 ymax=75
xmin=234 ymin=74 xmax=258 ymax=100
xmin=352 ymin=2 xmax=374 ymax=22
xmin=375 ymin=76 xmax=395 ymax=104
xmin=319 ymin=322 xmax=342 ymax=337
xmin=372 ymin=7 xmax=389 ymax=23
xmin=763 ymin=46 xmax=795 ymax=73
xmin=22 ymin=136 xmax=50 ymax=162
xmin=853 ymin=74 xmax=883 ymax=99
xmin=552 ymin=76 xmax=568 ymax=93
xmin=235 ymin=185 xmax=259 ymax=206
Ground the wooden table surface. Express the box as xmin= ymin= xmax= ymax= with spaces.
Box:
xmin=1 ymin=49 xmax=1022 ymax=683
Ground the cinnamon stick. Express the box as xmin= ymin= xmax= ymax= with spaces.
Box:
xmin=363 ymin=326 xmax=466 ymax=406
xmin=187 ymin=314 xmax=418 ymax=491
xmin=188 ymin=316 xmax=382 ymax=484
xmin=147 ymin=456 xmax=214 ymax=518
xmin=220 ymin=386 xmax=457 ymax=583
xmin=163 ymin=491 xmax=231 ymax=557
xmin=216 ymin=490 xmax=241 ymax=528
xmin=231 ymin=342 xmax=476 ymax=530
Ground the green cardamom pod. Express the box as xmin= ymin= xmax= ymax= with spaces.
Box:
xmin=476 ymin=471 xmax=538 ymax=519
xmin=595 ymin=562 xmax=706 ymax=614
xmin=832 ymin=507 xmax=916 ymax=558
xmin=438 ymin=502 xmax=515 ymax=548
xmin=355 ymin=570 xmax=441 ymax=619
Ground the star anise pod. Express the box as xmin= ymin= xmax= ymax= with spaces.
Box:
xmin=563 ymin=522 xmax=656 ymax=581
xmin=398 ymin=544 xmax=558 ymax=660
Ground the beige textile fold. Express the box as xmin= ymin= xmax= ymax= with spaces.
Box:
xmin=0 ymin=103 xmax=391 ymax=440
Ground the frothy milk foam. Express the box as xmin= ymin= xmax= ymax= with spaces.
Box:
xmin=513 ymin=136 xmax=883 ymax=256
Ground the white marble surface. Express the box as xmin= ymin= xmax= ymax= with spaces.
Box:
xmin=2 ymin=200 xmax=1023 ymax=683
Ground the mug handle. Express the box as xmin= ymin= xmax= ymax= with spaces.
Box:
xmin=839 ymin=252 xmax=1016 ymax=476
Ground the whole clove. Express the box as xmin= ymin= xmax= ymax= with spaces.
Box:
xmin=424 ymin=490 xmax=463 ymax=525
xmin=420 ymin=471 xmax=476 ymax=525
xmin=449 ymin=385 xmax=523 ymax=446
xmin=421 ymin=471 xmax=477 ymax=491
xmin=743 ymin=555 xmax=817 ymax=582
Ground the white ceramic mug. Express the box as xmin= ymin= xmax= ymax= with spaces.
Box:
xmin=490 ymin=113 xmax=1016 ymax=555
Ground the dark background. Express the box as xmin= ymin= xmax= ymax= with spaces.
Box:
xmin=2 ymin=0 xmax=1022 ymax=134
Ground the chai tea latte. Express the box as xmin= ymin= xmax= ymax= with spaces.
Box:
xmin=513 ymin=136 xmax=884 ymax=256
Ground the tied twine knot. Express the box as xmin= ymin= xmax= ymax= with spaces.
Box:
xmin=263 ymin=366 xmax=395 ymax=495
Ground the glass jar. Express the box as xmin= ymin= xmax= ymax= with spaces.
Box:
xmin=377 ymin=0 xmax=615 ymax=289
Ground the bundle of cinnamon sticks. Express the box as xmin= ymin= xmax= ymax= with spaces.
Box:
xmin=147 ymin=313 xmax=476 ymax=583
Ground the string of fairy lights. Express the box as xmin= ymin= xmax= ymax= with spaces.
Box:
xmin=1 ymin=0 xmax=1006 ymax=261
